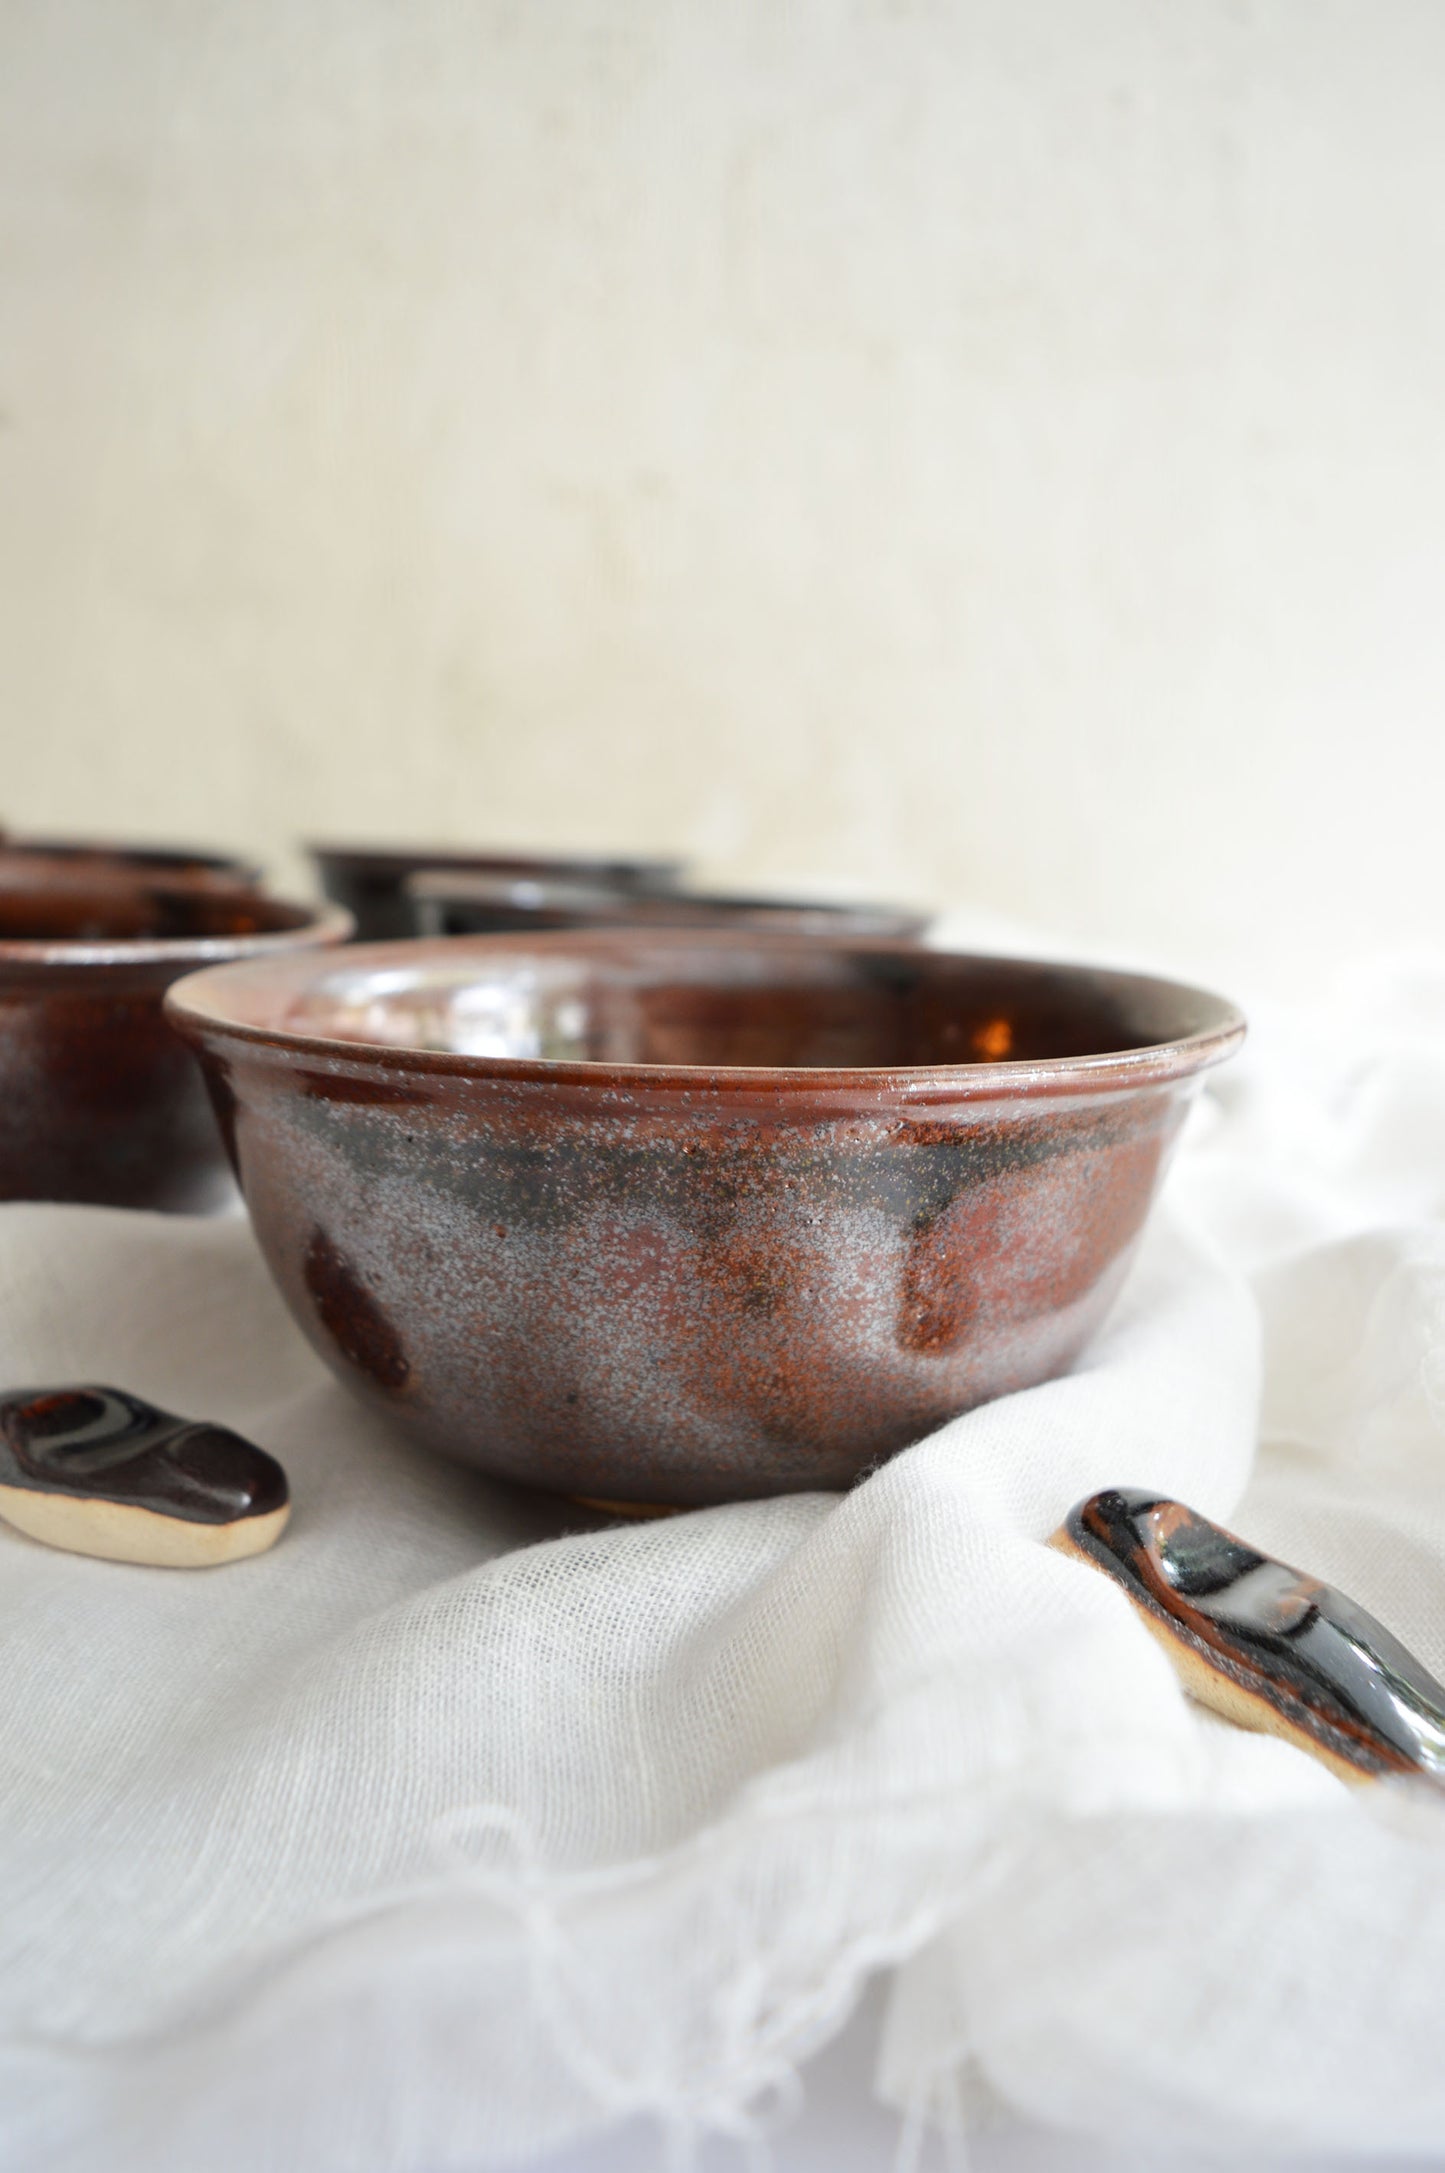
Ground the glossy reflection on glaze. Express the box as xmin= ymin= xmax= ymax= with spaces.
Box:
xmin=0 ymin=1385 xmax=290 ymax=1566
xmin=250 ymin=944 xmax=1233 ymax=1070
xmin=0 ymin=884 xmax=306 ymax=945
xmin=0 ymin=1386 xmax=286 ymax=1519
xmin=167 ymin=936 xmax=1245 ymax=1507
xmin=1059 ymin=1488 xmax=1445 ymax=1784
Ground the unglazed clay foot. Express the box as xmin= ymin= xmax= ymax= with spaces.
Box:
xmin=0 ymin=1385 xmax=290 ymax=1567
xmin=1052 ymin=1487 xmax=1445 ymax=1787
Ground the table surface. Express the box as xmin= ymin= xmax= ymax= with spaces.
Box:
xmin=535 ymin=1979 xmax=1425 ymax=2173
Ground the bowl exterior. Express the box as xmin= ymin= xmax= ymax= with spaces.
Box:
xmin=0 ymin=961 xmax=238 ymax=1209
xmin=0 ymin=915 xmax=351 ymax=1211
xmin=183 ymin=1035 xmax=1198 ymax=1501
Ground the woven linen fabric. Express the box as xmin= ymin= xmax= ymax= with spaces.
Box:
xmin=6 ymin=955 xmax=1445 ymax=2169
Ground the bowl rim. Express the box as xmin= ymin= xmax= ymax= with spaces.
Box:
xmin=164 ymin=930 xmax=1247 ymax=1100
xmin=307 ymin=841 xmax=687 ymax=882
xmin=403 ymin=867 xmax=932 ymax=925
xmin=0 ymin=897 xmax=354 ymax=970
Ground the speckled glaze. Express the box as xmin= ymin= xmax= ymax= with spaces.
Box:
xmin=310 ymin=843 xmax=686 ymax=941
xmin=406 ymin=870 xmax=931 ymax=943
xmin=0 ymin=885 xmax=351 ymax=1210
xmin=167 ymin=935 xmax=1244 ymax=1505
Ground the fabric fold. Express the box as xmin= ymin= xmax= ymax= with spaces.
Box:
xmin=4 ymin=959 xmax=1445 ymax=2167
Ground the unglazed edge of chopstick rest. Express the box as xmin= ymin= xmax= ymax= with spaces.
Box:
xmin=0 ymin=1481 xmax=289 ymax=1566
xmin=0 ymin=1384 xmax=290 ymax=1568
xmin=1050 ymin=1488 xmax=1445 ymax=1788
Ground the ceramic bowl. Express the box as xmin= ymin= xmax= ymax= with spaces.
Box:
xmin=406 ymin=870 xmax=932 ymax=943
xmin=167 ymin=933 xmax=1243 ymax=1506
xmin=0 ymin=838 xmax=263 ymax=890
xmin=309 ymin=844 xmax=686 ymax=941
xmin=0 ymin=885 xmax=352 ymax=1211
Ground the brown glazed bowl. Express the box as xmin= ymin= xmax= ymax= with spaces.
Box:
xmin=0 ymin=839 xmax=263 ymax=890
xmin=406 ymin=870 xmax=932 ymax=944
xmin=166 ymin=934 xmax=1243 ymax=1506
xmin=309 ymin=844 xmax=686 ymax=941
xmin=0 ymin=885 xmax=352 ymax=1212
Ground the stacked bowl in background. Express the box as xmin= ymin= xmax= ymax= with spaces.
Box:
xmin=308 ymin=840 xmax=931 ymax=944
xmin=404 ymin=869 xmax=931 ymax=943
xmin=0 ymin=836 xmax=349 ymax=1210
xmin=308 ymin=843 xmax=688 ymax=942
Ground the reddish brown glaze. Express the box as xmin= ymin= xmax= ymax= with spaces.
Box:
xmin=167 ymin=935 xmax=1244 ymax=1505
xmin=406 ymin=870 xmax=931 ymax=943
xmin=310 ymin=844 xmax=685 ymax=940
xmin=0 ymin=885 xmax=352 ymax=1210
xmin=0 ymin=839 xmax=262 ymax=891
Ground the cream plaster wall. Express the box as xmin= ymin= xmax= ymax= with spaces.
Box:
xmin=2 ymin=0 xmax=1442 ymax=994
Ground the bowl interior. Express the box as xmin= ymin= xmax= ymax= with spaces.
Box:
xmin=176 ymin=937 xmax=1242 ymax=1076
xmin=0 ymin=884 xmax=321 ymax=945
xmin=0 ymin=840 xmax=257 ymax=885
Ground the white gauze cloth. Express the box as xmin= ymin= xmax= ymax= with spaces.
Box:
xmin=6 ymin=952 xmax=1445 ymax=2169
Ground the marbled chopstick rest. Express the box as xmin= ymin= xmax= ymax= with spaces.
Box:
xmin=1053 ymin=1487 xmax=1445 ymax=1786
xmin=0 ymin=1384 xmax=290 ymax=1567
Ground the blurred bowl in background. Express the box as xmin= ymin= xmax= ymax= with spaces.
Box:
xmin=309 ymin=842 xmax=686 ymax=940
xmin=0 ymin=884 xmax=351 ymax=1211
xmin=0 ymin=838 xmax=263 ymax=890
xmin=167 ymin=931 xmax=1243 ymax=1506
xmin=406 ymin=869 xmax=933 ymax=943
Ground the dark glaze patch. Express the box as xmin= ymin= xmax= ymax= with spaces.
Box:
xmin=1063 ymin=1488 xmax=1445 ymax=1783
xmin=287 ymin=1090 xmax=1169 ymax=1241
xmin=0 ymin=1386 xmax=287 ymax=1525
xmin=303 ymin=1227 xmax=411 ymax=1391
xmin=197 ymin=1051 xmax=241 ymax=1176
xmin=295 ymin=1067 xmax=437 ymax=1109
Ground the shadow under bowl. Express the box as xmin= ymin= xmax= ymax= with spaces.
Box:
xmin=405 ymin=870 xmax=932 ymax=943
xmin=166 ymin=932 xmax=1244 ymax=1505
xmin=309 ymin=843 xmax=686 ymax=941
xmin=0 ymin=884 xmax=352 ymax=1211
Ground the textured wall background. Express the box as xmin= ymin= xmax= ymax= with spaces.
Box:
xmin=2 ymin=1 xmax=1442 ymax=992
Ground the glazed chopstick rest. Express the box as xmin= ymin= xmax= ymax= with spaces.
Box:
xmin=0 ymin=1385 xmax=289 ymax=1567
xmin=1053 ymin=1487 xmax=1445 ymax=1787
